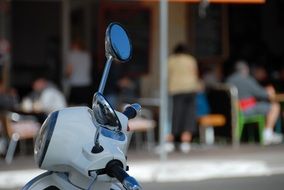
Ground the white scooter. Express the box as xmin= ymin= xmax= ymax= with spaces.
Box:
xmin=22 ymin=23 xmax=142 ymax=190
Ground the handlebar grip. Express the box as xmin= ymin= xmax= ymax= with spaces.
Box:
xmin=123 ymin=103 xmax=141 ymax=119
xmin=106 ymin=160 xmax=142 ymax=190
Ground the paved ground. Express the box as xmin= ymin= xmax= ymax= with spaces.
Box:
xmin=0 ymin=144 xmax=284 ymax=189
xmin=142 ymin=174 xmax=284 ymax=190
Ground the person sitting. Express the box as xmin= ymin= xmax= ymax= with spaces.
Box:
xmin=226 ymin=60 xmax=282 ymax=145
xmin=22 ymin=77 xmax=67 ymax=115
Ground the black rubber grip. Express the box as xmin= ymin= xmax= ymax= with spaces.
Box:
xmin=123 ymin=106 xmax=137 ymax=119
xmin=105 ymin=160 xmax=128 ymax=183
xmin=105 ymin=160 xmax=142 ymax=190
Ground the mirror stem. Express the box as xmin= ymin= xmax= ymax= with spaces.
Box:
xmin=92 ymin=125 xmax=104 ymax=153
xmin=98 ymin=56 xmax=113 ymax=94
xmin=94 ymin=126 xmax=100 ymax=146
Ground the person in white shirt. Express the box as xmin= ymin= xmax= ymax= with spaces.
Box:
xmin=31 ymin=78 xmax=67 ymax=114
xmin=66 ymin=39 xmax=92 ymax=106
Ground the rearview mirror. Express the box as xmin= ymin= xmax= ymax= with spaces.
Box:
xmin=97 ymin=23 xmax=132 ymax=94
xmin=91 ymin=23 xmax=131 ymax=153
xmin=105 ymin=23 xmax=132 ymax=62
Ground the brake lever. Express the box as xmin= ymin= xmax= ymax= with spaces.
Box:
xmin=87 ymin=171 xmax=98 ymax=190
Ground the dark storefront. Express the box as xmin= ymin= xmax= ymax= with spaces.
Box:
xmin=1 ymin=1 xmax=284 ymax=140
xmin=11 ymin=1 xmax=62 ymax=96
xmin=8 ymin=0 xmax=151 ymax=99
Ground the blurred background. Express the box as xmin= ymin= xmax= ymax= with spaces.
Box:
xmin=1 ymin=0 xmax=284 ymax=189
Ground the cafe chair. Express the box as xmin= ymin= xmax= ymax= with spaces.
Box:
xmin=236 ymin=110 xmax=265 ymax=145
xmin=128 ymin=108 xmax=156 ymax=151
xmin=198 ymin=114 xmax=226 ymax=145
xmin=196 ymin=91 xmax=226 ymax=145
xmin=2 ymin=112 xmax=40 ymax=164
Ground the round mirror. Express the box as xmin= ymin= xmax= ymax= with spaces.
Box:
xmin=92 ymin=92 xmax=121 ymax=131
xmin=105 ymin=23 xmax=132 ymax=62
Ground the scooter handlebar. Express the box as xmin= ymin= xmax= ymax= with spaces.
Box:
xmin=106 ymin=160 xmax=142 ymax=190
xmin=122 ymin=103 xmax=141 ymax=120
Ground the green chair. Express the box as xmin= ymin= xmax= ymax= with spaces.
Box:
xmin=236 ymin=111 xmax=265 ymax=144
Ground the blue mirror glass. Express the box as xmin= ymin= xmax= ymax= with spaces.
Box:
xmin=106 ymin=23 xmax=132 ymax=62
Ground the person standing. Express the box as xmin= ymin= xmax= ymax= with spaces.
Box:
xmin=167 ymin=43 xmax=201 ymax=153
xmin=66 ymin=39 xmax=92 ymax=106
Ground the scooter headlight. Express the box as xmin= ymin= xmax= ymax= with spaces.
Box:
xmin=34 ymin=111 xmax=59 ymax=168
